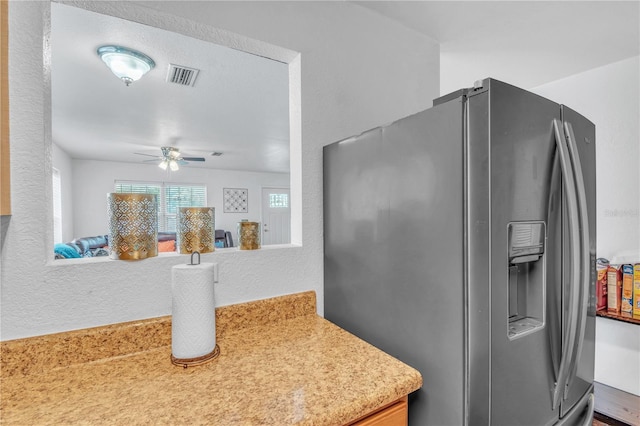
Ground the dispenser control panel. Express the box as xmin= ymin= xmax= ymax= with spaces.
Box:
xmin=508 ymin=222 xmax=545 ymax=264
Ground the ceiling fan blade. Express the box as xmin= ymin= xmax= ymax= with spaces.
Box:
xmin=182 ymin=157 xmax=206 ymax=162
xmin=134 ymin=152 xmax=161 ymax=157
xmin=142 ymin=159 xmax=159 ymax=163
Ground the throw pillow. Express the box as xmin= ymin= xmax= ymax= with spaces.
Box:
xmin=158 ymin=240 xmax=176 ymax=252
xmin=54 ymin=243 xmax=81 ymax=259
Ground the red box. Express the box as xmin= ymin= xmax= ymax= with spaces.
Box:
xmin=596 ymin=262 xmax=608 ymax=311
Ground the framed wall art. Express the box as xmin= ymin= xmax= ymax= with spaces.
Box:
xmin=223 ymin=188 xmax=248 ymax=213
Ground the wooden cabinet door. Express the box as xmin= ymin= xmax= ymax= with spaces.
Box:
xmin=349 ymin=396 xmax=408 ymax=426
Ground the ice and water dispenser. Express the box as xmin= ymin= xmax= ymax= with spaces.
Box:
xmin=507 ymin=221 xmax=546 ymax=339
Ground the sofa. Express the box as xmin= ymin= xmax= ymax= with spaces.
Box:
xmin=54 ymin=230 xmax=232 ymax=259
xmin=54 ymin=235 xmax=109 ymax=259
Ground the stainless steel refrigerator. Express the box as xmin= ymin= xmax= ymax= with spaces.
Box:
xmin=323 ymin=78 xmax=596 ymax=425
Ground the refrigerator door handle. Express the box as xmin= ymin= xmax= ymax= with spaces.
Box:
xmin=580 ymin=393 xmax=595 ymax=426
xmin=562 ymin=121 xmax=591 ymax=399
xmin=551 ymin=118 xmax=582 ymax=410
xmin=553 ymin=389 xmax=595 ymax=426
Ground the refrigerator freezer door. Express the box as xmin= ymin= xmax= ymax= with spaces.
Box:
xmin=324 ymin=98 xmax=466 ymax=425
xmin=469 ymin=80 xmax=562 ymax=425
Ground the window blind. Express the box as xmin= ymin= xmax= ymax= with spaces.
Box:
xmin=115 ymin=181 xmax=206 ymax=232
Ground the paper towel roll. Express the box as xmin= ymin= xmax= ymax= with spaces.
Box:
xmin=171 ymin=262 xmax=217 ymax=364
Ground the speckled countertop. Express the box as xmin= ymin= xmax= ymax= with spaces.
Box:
xmin=1 ymin=291 xmax=422 ymax=425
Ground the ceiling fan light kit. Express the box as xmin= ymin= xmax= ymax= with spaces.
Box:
xmin=97 ymin=45 xmax=155 ymax=86
xmin=160 ymin=147 xmax=181 ymax=171
xmin=162 ymin=146 xmax=181 ymax=159
xmin=158 ymin=158 xmax=180 ymax=171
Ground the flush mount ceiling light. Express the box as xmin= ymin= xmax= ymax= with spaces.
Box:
xmin=97 ymin=45 xmax=155 ymax=86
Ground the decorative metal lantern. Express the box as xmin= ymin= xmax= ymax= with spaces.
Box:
xmin=107 ymin=193 xmax=158 ymax=260
xmin=177 ymin=207 xmax=215 ymax=254
xmin=237 ymin=221 xmax=261 ymax=250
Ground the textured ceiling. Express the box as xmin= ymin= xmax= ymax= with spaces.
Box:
xmin=356 ymin=1 xmax=640 ymax=94
xmin=51 ymin=3 xmax=290 ymax=174
xmin=52 ymin=2 xmax=639 ymax=174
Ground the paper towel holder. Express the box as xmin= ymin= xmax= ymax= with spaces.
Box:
xmin=186 ymin=252 xmax=218 ymax=284
xmin=171 ymin=253 xmax=220 ymax=368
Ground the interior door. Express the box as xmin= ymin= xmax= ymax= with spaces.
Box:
xmin=261 ymin=187 xmax=290 ymax=245
xmin=482 ymin=80 xmax=561 ymax=425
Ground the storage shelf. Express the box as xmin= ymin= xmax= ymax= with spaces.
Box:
xmin=596 ymin=311 xmax=640 ymax=326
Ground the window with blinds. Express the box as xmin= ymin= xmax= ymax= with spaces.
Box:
xmin=114 ymin=181 xmax=207 ymax=232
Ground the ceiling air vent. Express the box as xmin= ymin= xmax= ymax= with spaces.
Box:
xmin=166 ymin=64 xmax=200 ymax=87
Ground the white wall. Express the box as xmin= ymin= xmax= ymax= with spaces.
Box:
xmin=595 ymin=317 xmax=640 ymax=396
xmin=533 ymin=56 xmax=640 ymax=260
xmin=1 ymin=1 xmax=439 ymax=340
xmin=52 ymin=143 xmax=74 ymax=242
xmin=533 ymin=56 xmax=640 ymax=396
xmin=71 ymin=158 xmax=289 ymax=238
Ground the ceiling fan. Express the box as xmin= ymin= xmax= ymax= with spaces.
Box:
xmin=134 ymin=147 xmax=205 ymax=171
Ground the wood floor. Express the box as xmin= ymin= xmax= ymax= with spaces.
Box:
xmin=593 ymin=382 xmax=639 ymax=426
xmin=593 ymin=412 xmax=634 ymax=426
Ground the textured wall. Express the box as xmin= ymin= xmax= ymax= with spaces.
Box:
xmin=1 ymin=1 xmax=439 ymax=339
xmin=533 ymin=56 xmax=640 ymax=261
xmin=68 ymin=158 xmax=289 ymax=237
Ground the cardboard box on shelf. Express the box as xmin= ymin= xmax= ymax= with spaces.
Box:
xmin=620 ymin=264 xmax=634 ymax=318
xmin=633 ymin=264 xmax=640 ymax=320
xmin=607 ymin=264 xmax=623 ymax=315
xmin=596 ymin=260 xmax=609 ymax=311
